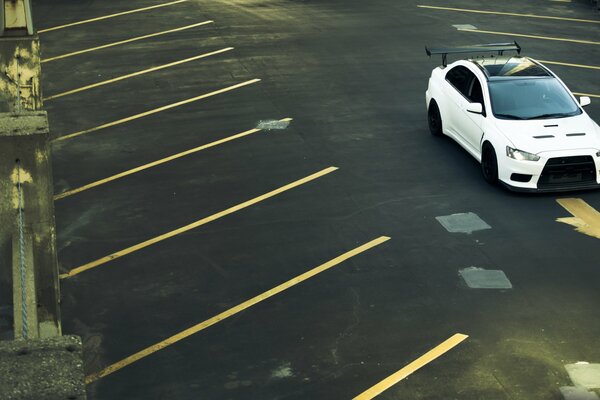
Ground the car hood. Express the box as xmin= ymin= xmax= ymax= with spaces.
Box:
xmin=493 ymin=114 xmax=600 ymax=154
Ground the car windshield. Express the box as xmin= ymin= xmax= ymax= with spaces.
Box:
xmin=488 ymin=77 xmax=582 ymax=120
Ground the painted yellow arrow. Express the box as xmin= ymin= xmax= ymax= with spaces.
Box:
xmin=556 ymin=198 xmax=600 ymax=239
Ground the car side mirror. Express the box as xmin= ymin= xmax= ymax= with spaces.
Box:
xmin=466 ymin=103 xmax=483 ymax=114
xmin=580 ymin=96 xmax=591 ymax=107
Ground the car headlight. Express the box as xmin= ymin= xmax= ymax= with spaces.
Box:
xmin=506 ymin=146 xmax=540 ymax=161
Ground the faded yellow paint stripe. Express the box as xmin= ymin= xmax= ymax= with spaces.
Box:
xmin=84 ymin=236 xmax=391 ymax=384
xmin=458 ymin=28 xmax=600 ymax=45
xmin=572 ymin=92 xmax=600 ymax=99
xmin=41 ymin=20 xmax=213 ymax=63
xmin=353 ymin=334 xmax=469 ymax=400
xmin=54 ymin=118 xmax=292 ymax=200
xmin=38 ymin=0 xmax=189 ymax=33
xmin=556 ymin=198 xmax=600 ymax=239
xmin=60 ymin=167 xmax=338 ymax=279
xmin=538 ymin=60 xmax=600 ymax=71
xmin=417 ymin=5 xmax=599 ymax=24
xmin=44 ymin=48 xmax=234 ymax=101
xmin=52 ymin=79 xmax=260 ymax=142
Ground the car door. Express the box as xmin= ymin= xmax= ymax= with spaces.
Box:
xmin=463 ymin=73 xmax=486 ymax=151
xmin=443 ymin=65 xmax=485 ymax=154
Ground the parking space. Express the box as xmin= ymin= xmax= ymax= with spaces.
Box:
xmin=31 ymin=0 xmax=600 ymax=399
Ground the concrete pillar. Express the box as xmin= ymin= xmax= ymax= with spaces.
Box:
xmin=0 ymin=111 xmax=60 ymax=338
xmin=0 ymin=0 xmax=41 ymax=113
xmin=1 ymin=0 xmax=34 ymax=35
xmin=0 ymin=35 xmax=41 ymax=112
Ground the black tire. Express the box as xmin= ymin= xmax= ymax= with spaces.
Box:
xmin=481 ymin=144 xmax=498 ymax=185
xmin=428 ymin=101 xmax=443 ymax=136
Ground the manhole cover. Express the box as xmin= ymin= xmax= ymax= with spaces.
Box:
xmin=257 ymin=120 xmax=290 ymax=130
xmin=565 ymin=363 xmax=600 ymax=389
xmin=436 ymin=212 xmax=491 ymax=234
xmin=560 ymin=386 xmax=599 ymax=400
xmin=459 ymin=267 xmax=512 ymax=289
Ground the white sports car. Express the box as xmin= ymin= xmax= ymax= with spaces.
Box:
xmin=425 ymin=43 xmax=600 ymax=192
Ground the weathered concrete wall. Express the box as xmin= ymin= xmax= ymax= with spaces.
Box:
xmin=0 ymin=111 xmax=60 ymax=337
xmin=0 ymin=36 xmax=42 ymax=112
xmin=0 ymin=335 xmax=86 ymax=400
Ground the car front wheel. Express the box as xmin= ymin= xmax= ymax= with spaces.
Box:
xmin=481 ymin=144 xmax=498 ymax=185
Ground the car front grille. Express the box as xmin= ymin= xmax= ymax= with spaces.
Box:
xmin=538 ymin=156 xmax=597 ymax=189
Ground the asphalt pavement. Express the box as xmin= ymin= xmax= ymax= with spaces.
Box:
xmin=30 ymin=0 xmax=600 ymax=398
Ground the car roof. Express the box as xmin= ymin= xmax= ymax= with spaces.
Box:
xmin=467 ymin=56 xmax=553 ymax=80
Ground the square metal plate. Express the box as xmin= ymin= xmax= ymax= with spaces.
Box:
xmin=436 ymin=212 xmax=491 ymax=234
xmin=257 ymin=120 xmax=290 ymax=130
xmin=459 ymin=267 xmax=512 ymax=289
xmin=453 ymin=24 xmax=478 ymax=30
xmin=560 ymin=386 xmax=600 ymax=400
xmin=566 ymin=363 xmax=600 ymax=389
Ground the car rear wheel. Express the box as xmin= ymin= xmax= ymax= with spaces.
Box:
xmin=482 ymin=144 xmax=498 ymax=185
xmin=428 ymin=101 xmax=442 ymax=136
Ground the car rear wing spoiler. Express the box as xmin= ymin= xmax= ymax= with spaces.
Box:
xmin=425 ymin=42 xmax=521 ymax=67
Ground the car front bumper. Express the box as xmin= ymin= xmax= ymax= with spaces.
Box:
xmin=497 ymin=149 xmax=600 ymax=192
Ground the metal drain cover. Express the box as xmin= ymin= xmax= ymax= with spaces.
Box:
xmin=436 ymin=212 xmax=491 ymax=234
xmin=459 ymin=267 xmax=512 ymax=289
xmin=565 ymin=363 xmax=600 ymax=389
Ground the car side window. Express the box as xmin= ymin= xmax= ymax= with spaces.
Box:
xmin=447 ymin=66 xmax=486 ymax=112
xmin=468 ymin=77 xmax=486 ymax=116
xmin=445 ymin=66 xmax=472 ymax=98
xmin=469 ymin=78 xmax=484 ymax=104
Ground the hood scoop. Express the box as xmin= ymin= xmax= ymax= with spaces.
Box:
xmin=533 ymin=133 xmax=587 ymax=139
xmin=533 ymin=135 xmax=554 ymax=139
xmin=544 ymin=124 xmax=559 ymax=128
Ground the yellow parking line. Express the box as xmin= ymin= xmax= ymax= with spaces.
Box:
xmin=60 ymin=167 xmax=339 ymax=279
xmin=84 ymin=235 xmax=390 ymax=384
xmin=572 ymin=92 xmax=600 ymax=99
xmin=538 ymin=60 xmax=600 ymax=71
xmin=458 ymin=28 xmax=600 ymax=45
xmin=417 ymin=5 xmax=599 ymax=24
xmin=556 ymin=198 xmax=600 ymax=239
xmin=52 ymin=78 xmax=260 ymax=142
xmin=44 ymin=48 xmax=234 ymax=101
xmin=38 ymin=0 xmax=189 ymax=33
xmin=353 ymin=334 xmax=469 ymax=400
xmin=41 ymin=20 xmax=213 ymax=63
xmin=53 ymin=118 xmax=292 ymax=200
